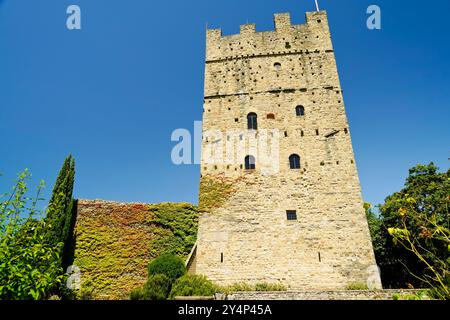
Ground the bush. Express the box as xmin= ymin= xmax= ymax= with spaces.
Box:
xmin=219 ymin=282 xmax=287 ymax=293
xmin=254 ymin=282 xmax=287 ymax=291
xmin=169 ymin=275 xmax=216 ymax=299
xmin=147 ymin=254 xmax=186 ymax=282
xmin=345 ymin=283 xmax=369 ymax=290
xmin=129 ymin=287 xmax=145 ymax=300
xmin=393 ymin=290 xmax=431 ymax=300
xmin=130 ymin=274 xmax=172 ymax=300
xmin=220 ymin=282 xmax=253 ymax=293
xmin=0 ymin=171 xmax=65 ymax=300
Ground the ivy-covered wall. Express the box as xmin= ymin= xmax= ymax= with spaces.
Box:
xmin=72 ymin=200 xmax=197 ymax=300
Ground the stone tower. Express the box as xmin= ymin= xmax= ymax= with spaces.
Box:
xmin=189 ymin=11 xmax=382 ymax=290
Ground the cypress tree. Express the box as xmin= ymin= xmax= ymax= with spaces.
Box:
xmin=45 ymin=155 xmax=76 ymax=252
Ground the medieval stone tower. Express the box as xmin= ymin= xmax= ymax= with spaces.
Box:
xmin=188 ymin=10 xmax=382 ymax=290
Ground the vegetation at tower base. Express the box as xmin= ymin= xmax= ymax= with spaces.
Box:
xmin=130 ymin=274 xmax=173 ymax=300
xmin=169 ymin=275 xmax=216 ymax=299
xmin=218 ymin=282 xmax=288 ymax=293
xmin=198 ymin=175 xmax=238 ymax=213
xmin=147 ymin=254 xmax=186 ymax=281
xmin=366 ymin=163 xmax=449 ymax=299
xmin=72 ymin=201 xmax=197 ymax=300
xmin=0 ymin=170 xmax=64 ymax=300
xmin=130 ymin=254 xmax=187 ymax=300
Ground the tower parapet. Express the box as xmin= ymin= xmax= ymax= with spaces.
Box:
xmin=206 ymin=12 xmax=333 ymax=62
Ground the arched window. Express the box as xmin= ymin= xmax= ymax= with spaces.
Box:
xmin=274 ymin=62 xmax=281 ymax=70
xmin=247 ymin=113 xmax=258 ymax=130
xmin=266 ymin=113 xmax=275 ymax=120
xmin=289 ymin=154 xmax=301 ymax=169
xmin=245 ymin=155 xmax=256 ymax=170
xmin=296 ymin=105 xmax=305 ymax=116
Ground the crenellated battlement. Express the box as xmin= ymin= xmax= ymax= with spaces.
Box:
xmin=206 ymin=11 xmax=332 ymax=62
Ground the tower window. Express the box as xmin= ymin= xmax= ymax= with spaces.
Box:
xmin=289 ymin=154 xmax=301 ymax=169
xmin=286 ymin=210 xmax=297 ymax=221
xmin=247 ymin=113 xmax=258 ymax=130
xmin=274 ymin=62 xmax=281 ymax=71
xmin=244 ymin=155 xmax=256 ymax=170
xmin=267 ymin=113 xmax=275 ymax=120
xmin=296 ymin=105 xmax=305 ymax=116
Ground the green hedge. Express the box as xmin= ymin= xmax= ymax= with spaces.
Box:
xmin=148 ymin=254 xmax=186 ymax=282
xmin=130 ymin=274 xmax=172 ymax=300
xmin=169 ymin=275 xmax=216 ymax=299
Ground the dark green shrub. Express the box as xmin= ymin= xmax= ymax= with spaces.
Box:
xmin=130 ymin=274 xmax=172 ymax=300
xmin=169 ymin=275 xmax=216 ymax=299
xmin=147 ymin=254 xmax=186 ymax=282
xmin=129 ymin=287 xmax=145 ymax=300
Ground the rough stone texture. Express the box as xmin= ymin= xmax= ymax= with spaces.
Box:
xmin=226 ymin=290 xmax=422 ymax=301
xmin=193 ymin=11 xmax=382 ymax=290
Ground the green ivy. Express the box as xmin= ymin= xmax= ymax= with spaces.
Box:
xmin=198 ymin=176 xmax=237 ymax=213
xmin=73 ymin=202 xmax=198 ymax=299
xmin=146 ymin=203 xmax=198 ymax=260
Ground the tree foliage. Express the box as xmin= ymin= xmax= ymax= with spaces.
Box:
xmin=0 ymin=170 xmax=64 ymax=300
xmin=368 ymin=163 xmax=449 ymax=295
xmin=44 ymin=155 xmax=76 ymax=261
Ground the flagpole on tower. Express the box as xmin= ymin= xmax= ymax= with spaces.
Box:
xmin=314 ymin=0 xmax=320 ymax=12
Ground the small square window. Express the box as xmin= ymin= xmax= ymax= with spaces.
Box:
xmin=286 ymin=210 xmax=297 ymax=221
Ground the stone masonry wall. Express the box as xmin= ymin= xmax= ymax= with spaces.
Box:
xmin=193 ymin=11 xmax=382 ymax=290
xmin=227 ymin=290 xmax=423 ymax=301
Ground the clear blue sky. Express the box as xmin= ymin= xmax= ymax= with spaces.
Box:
xmin=0 ymin=0 xmax=449 ymax=208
